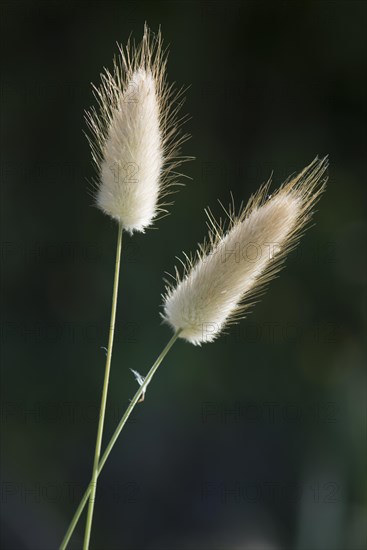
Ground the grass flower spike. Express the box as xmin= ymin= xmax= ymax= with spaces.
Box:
xmin=86 ymin=24 xmax=190 ymax=233
xmin=163 ymin=157 xmax=328 ymax=345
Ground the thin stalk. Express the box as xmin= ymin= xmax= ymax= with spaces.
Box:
xmin=59 ymin=330 xmax=181 ymax=550
xmin=83 ymin=223 xmax=123 ymax=550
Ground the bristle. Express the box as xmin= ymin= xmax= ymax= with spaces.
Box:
xmin=86 ymin=24 xmax=192 ymax=233
xmin=162 ymin=157 xmax=328 ymax=345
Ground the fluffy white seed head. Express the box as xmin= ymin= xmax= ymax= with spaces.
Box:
xmin=86 ymin=24 xmax=190 ymax=233
xmin=162 ymin=157 xmax=328 ymax=345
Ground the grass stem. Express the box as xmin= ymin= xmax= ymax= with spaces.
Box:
xmin=82 ymin=223 xmax=123 ymax=550
xmin=60 ymin=329 xmax=181 ymax=549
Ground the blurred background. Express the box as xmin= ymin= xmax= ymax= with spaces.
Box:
xmin=1 ymin=1 xmax=366 ymax=549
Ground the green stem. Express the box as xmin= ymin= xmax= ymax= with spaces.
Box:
xmin=59 ymin=329 xmax=181 ymax=550
xmin=82 ymin=223 xmax=123 ymax=550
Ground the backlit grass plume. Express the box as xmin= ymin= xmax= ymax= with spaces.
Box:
xmin=163 ymin=157 xmax=328 ymax=345
xmin=86 ymin=23 xmax=190 ymax=233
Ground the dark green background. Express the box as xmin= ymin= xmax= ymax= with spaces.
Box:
xmin=1 ymin=1 xmax=366 ymax=549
